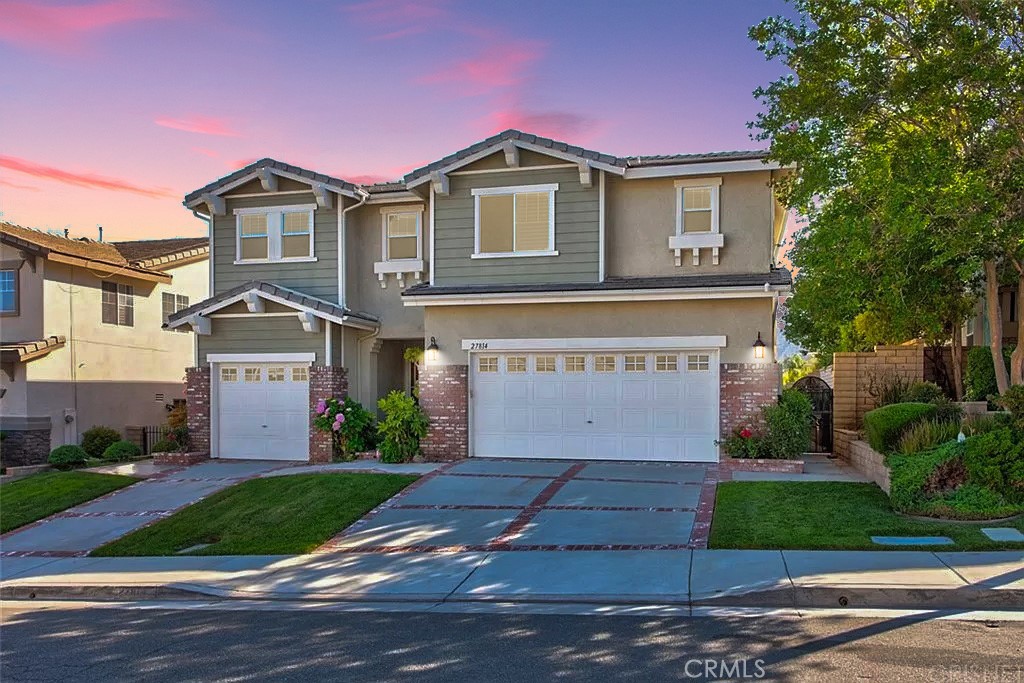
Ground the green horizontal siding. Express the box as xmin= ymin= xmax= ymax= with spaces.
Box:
xmin=213 ymin=193 xmax=338 ymax=302
xmin=433 ymin=167 xmax=600 ymax=285
xmin=197 ymin=316 xmax=324 ymax=366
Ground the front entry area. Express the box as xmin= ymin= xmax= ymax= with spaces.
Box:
xmin=470 ymin=349 xmax=720 ymax=462
xmin=214 ymin=361 xmax=310 ymax=461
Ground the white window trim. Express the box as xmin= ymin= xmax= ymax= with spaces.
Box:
xmin=672 ymin=177 xmax=723 ymax=266
xmin=378 ymin=206 xmax=424 ymax=263
xmin=234 ymin=204 xmax=317 ymax=264
xmin=471 ymin=183 xmax=558 ymax=258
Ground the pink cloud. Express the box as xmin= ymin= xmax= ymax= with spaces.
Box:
xmin=341 ymin=173 xmax=391 ymax=185
xmin=0 ymin=0 xmax=177 ymax=53
xmin=484 ymin=107 xmax=597 ymax=140
xmin=155 ymin=116 xmax=240 ymax=137
xmin=419 ymin=41 xmax=545 ymax=95
xmin=0 ymin=155 xmax=176 ymax=199
xmin=227 ymin=158 xmax=259 ymax=170
xmin=0 ymin=177 xmax=41 ymax=192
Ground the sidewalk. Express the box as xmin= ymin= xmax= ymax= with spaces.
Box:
xmin=3 ymin=549 xmax=1021 ymax=611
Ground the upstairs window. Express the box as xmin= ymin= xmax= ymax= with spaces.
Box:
xmin=0 ymin=268 xmax=18 ymax=315
xmin=682 ymin=187 xmax=713 ymax=232
xmin=101 ymin=282 xmax=134 ymax=326
xmin=235 ymin=205 xmax=315 ymax=263
xmin=162 ymin=292 xmax=190 ymax=332
xmin=472 ymin=184 xmax=557 ymax=258
xmin=383 ymin=210 xmax=421 ymax=261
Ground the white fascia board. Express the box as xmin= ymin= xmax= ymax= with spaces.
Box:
xmin=168 ymin=287 xmax=379 ymax=331
xmin=402 ymin=285 xmax=788 ymax=307
xmin=206 ymin=352 xmax=316 ymax=364
xmin=623 ymin=159 xmax=791 ymax=180
xmin=185 ymin=169 xmax=359 ymax=209
xmin=460 ymin=336 xmax=727 ymax=351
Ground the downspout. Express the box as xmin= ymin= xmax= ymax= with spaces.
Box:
xmin=340 ymin=189 xmax=370 ymax=309
xmin=192 ymin=208 xmax=211 ymax=368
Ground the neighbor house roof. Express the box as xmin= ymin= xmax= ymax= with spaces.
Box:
xmin=183 ymin=158 xmax=361 ymax=207
xmin=110 ymin=237 xmax=209 ymax=270
xmin=166 ymin=280 xmax=380 ymax=331
xmin=0 ymin=222 xmax=180 ymax=283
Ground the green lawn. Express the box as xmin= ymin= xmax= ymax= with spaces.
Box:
xmin=0 ymin=471 xmax=138 ymax=533
xmin=710 ymin=481 xmax=1024 ymax=551
xmin=91 ymin=473 xmax=418 ymax=556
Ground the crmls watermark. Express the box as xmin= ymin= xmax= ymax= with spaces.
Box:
xmin=682 ymin=658 xmax=766 ymax=679
xmin=941 ymin=664 xmax=1024 ymax=682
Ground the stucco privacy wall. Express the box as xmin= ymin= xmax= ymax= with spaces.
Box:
xmin=196 ymin=315 xmax=326 ymax=367
xmin=605 ymin=170 xmax=775 ymax=277
xmin=832 ymin=345 xmax=926 ymax=430
xmin=212 ymin=193 xmax=339 ymax=302
xmin=423 ymin=298 xmax=775 ymax=365
xmin=19 ymin=258 xmax=206 ymax=447
xmin=432 ymin=166 xmax=600 ymax=286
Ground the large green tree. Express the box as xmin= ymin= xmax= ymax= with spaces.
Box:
xmin=752 ymin=0 xmax=1024 ymax=393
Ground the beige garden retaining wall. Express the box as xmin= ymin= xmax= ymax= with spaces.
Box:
xmin=832 ymin=344 xmax=926 ymax=431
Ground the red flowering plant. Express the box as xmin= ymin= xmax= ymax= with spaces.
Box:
xmin=717 ymin=424 xmax=765 ymax=458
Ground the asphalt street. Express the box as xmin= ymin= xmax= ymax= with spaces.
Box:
xmin=2 ymin=602 xmax=1021 ymax=682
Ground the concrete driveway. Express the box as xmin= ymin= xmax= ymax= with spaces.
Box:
xmin=320 ymin=459 xmax=718 ymax=553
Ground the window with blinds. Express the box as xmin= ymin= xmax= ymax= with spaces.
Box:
xmin=101 ymin=282 xmax=134 ymax=326
xmin=162 ymin=292 xmax=190 ymax=332
xmin=474 ymin=185 xmax=556 ymax=256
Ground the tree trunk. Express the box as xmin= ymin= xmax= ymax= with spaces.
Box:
xmin=1011 ymin=269 xmax=1024 ymax=386
xmin=984 ymin=260 xmax=1010 ymax=394
xmin=950 ymin=321 xmax=964 ymax=400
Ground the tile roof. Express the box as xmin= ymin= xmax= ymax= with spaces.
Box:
xmin=625 ymin=150 xmax=770 ymax=167
xmin=0 ymin=335 xmax=67 ymax=361
xmin=402 ymin=270 xmax=792 ymax=297
xmin=166 ymin=280 xmax=380 ymax=328
xmin=1 ymin=222 xmax=130 ymax=267
xmin=183 ymin=158 xmax=360 ymax=206
xmin=110 ymin=237 xmax=209 ymax=269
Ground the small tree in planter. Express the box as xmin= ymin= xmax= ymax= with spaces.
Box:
xmin=377 ymin=391 xmax=429 ymax=463
xmin=313 ymin=396 xmax=377 ymax=461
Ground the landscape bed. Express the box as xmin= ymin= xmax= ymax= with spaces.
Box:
xmin=91 ymin=472 xmax=418 ymax=556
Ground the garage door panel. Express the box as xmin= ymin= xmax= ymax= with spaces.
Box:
xmin=622 ymin=409 xmax=649 ymax=431
xmin=653 ymin=409 xmax=680 ymax=430
xmin=534 ymin=408 xmax=562 ymax=431
xmin=504 ymin=407 xmax=530 ymax=431
xmin=564 ymin=380 xmax=587 ymax=401
xmin=621 ymin=380 xmax=649 ymax=402
xmin=591 ymin=436 xmax=621 ymax=460
xmin=215 ymin=362 xmax=309 ymax=461
xmin=504 ymin=381 xmax=530 ymax=401
xmin=591 ymin=407 xmax=619 ymax=431
xmin=622 ymin=437 xmax=650 ymax=459
xmin=652 ymin=437 xmax=683 ymax=460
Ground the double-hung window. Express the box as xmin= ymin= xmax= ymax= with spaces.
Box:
xmin=0 ymin=267 xmax=18 ymax=316
xmin=101 ymin=282 xmax=134 ymax=326
xmin=671 ymin=177 xmax=723 ymax=266
xmin=382 ymin=210 xmax=421 ymax=262
xmin=472 ymin=183 xmax=557 ymax=258
xmin=235 ymin=205 xmax=315 ymax=263
xmin=162 ymin=292 xmax=190 ymax=332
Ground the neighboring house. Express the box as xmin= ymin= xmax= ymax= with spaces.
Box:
xmin=168 ymin=129 xmax=791 ymax=464
xmin=965 ymin=285 xmax=1019 ymax=348
xmin=0 ymin=223 xmax=208 ymax=465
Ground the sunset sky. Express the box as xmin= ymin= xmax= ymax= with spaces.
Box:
xmin=0 ymin=0 xmax=794 ymax=242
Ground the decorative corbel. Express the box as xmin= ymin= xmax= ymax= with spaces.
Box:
xmin=312 ymin=183 xmax=334 ymax=209
xmin=297 ymin=311 xmax=320 ymax=333
xmin=17 ymin=251 xmax=37 ymax=272
xmin=578 ymin=162 xmax=593 ymax=188
xmin=502 ymin=140 xmax=520 ymax=167
xmin=242 ymin=291 xmax=264 ymax=313
xmin=258 ymin=168 xmax=278 ymax=192
xmin=188 ymin=315 xmax=211 ymax=336
xmin=691 ymin=248 xmax=701 ymax=266
xmin=201 ymin=194 xmax=226 ymax=216
xmin=430 ymin=171 xmax=449 ymax=196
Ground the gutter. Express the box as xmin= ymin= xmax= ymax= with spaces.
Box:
xmin=401 ymin=284 xmax=792 ymax=307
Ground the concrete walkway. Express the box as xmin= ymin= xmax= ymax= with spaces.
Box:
xmin=2 ymin=549 xmax=1021 ymax=610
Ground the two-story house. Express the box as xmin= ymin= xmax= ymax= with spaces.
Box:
xmin=168 ymin=130 xmax=791 ymax=464
xmin=0 ymin=223 xmax=209 ymax=465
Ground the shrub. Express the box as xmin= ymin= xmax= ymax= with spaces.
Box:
xmin=718 ymin=389 xmax=813 ymax=459
xmin=887 ymin=442 xmax=960 ymax=512
xmin=866 ymin=371 xmax=913 ymax=407
xmin=313 ymin=396 xmax=377 ymax=461
xmin=48 ymin=444 xmax=88 ymax=470
xmin=995 ymin=384 xmax=1024 ymax=427
xmin=962 ymin=428 xmax=1024 ymax=502
xmin=863 ymin=402 xmax=936 ymax=453
xmin=962 ymin=412 xmax=1013 ymax=436
xmin=377 ymin=391 xmax=429 ymax=463
xmin=149 ymin=438 xmax=177 ymax=453
xmin=167 ymin=403 xmax=187 ymax=430
xmin=164 ymin=426 xmax=190 ymax=453
xmin=80 ymin=426 xmax=120 ymax=459
xmin=896 ymin=419 xmax=960 ymax=455
xmin=930 ymin=396 xmax=963 ymax=424
xmin=964 ymin=345 xmax=1013 ymax=403
xmin=903 ymin=381 xmax=945 ymax=404
xmin=101 ymin=440 xmax=142 ymax=461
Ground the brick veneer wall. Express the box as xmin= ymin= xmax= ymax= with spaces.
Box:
xmin=833 ymin=345 xmax=925 ymax=430
xmin=719 ymin=362 xmax=780 ymax=438
xmin=0 ymin=429 xmax=51 ymax=467
xmin=185 ymin=367 xmax=211 ymax=455
xmin=309 ymin=366 xmax=348 ymax=464
xmin=418 ymin=364 xmax=468 ymax=461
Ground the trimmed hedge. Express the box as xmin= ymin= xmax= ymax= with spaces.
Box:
xmin=48 ymin=444 xmax=88 ymax=470
xmin=81 ymin=426 xmax=120 ymax=459
xmin=149 ymin=438 xmax=177 ymax=454
xmin=101 ymin=440 xmax=142 ymax=461
xmin=864 ymin=402 xmax=937 ymax=454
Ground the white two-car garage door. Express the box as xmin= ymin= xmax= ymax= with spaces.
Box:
xmin=214 ymin=362 xmax=310 ymax=461
xmin=470 ymin=348 xmax=719 ymax=462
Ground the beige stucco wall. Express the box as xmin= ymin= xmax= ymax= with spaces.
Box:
xmin=423 ymin=298 xmax=775 ymax=366
xmin=605 ymin=170 xmax=775 ymax=277
xmin=0 ymin=243 xmax=46 ymax=342
xmin=12 ymin=257 xmax=208 ymax=446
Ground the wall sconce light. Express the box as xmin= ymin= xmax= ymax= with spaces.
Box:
xmin=753 ymin=331 xmax=766 ymax=360
xmin=426 ymin=336 xmax=440 ymax=362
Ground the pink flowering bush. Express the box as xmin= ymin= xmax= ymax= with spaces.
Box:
xmin=313 ymin=396 xmax=377 ymax=461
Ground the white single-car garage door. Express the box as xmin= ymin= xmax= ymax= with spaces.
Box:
xmin=470 ymin=349 xmax=719 ymax=462
xmin=214 ymin=362 xmax=310 ymax=461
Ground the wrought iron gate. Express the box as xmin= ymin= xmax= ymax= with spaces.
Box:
xmin=791 ymin=375 xmax=833 ymax=453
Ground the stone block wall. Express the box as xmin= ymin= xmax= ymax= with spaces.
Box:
xmin=418 ymin=364 xmax=468 ymax=461
xmin=185 ymin=367 xmax=211 ymax=455
xmin=833 ymin=345 xmax=925 ymax=430
xmin=844 ymin=439 xmax=891 ymax=493
xmin=719 ymin=362 xmax=780 ymax=438
xmin=0 ymin=427 xmax=51 ymax=467
xmin=308 ymin=366 xmax=348 ymax=464
xmin=833 ymin=427 xmax=859 ymax=461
